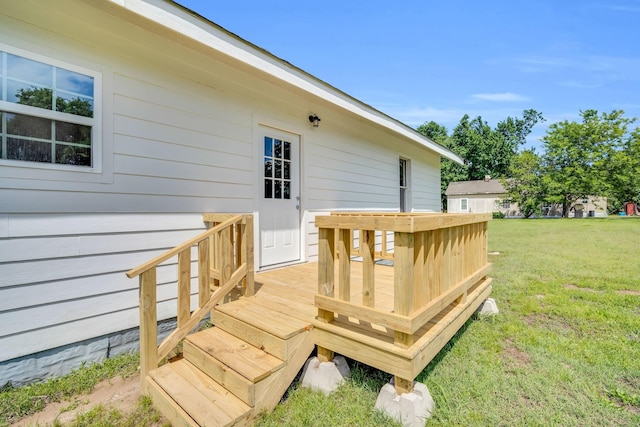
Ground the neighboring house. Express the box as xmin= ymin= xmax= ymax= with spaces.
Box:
xmin=445 ymin=177 xmax=515 ymax=215
xmin=446 ymin=178 xmax=607 ymax=217
xmin=0 ymin=0 xmax=462 ymax=385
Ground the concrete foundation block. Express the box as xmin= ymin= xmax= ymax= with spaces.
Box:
xmin=477 ymin=297 xmax=499 ymax=315
xmin=300 ymin=355 xmax=350 ymax=394
xmin=375 ymin=381 xmax=434 ymax=427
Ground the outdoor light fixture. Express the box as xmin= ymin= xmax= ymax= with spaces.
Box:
xmin=308 ymin=114 xmax=321 ymax=127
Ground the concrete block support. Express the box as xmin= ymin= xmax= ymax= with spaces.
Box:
xmin=477 ymin=297 xmax=499 ymax=315
xmin=375 ymin=381 xmax=434 ymax=427
xmin=300 ymin=355 xmax=350 ymax=394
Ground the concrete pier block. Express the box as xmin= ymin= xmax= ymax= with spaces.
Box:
xmin=374 ymin=381 xmax=434 ymax=427
xmin=300 ymin=355 xmax=350 ymax=394
xmin=477 ymin=297 xmax=499 ymax=315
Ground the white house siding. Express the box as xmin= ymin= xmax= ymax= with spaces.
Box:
xmin=0 ymin=0 xmax=444 ymax=384
xmin=447 ymin=195 xmax=503 ymax=214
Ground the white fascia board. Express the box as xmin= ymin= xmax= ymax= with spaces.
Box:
xmin=111 ymin=0 xmax=463 ymax=165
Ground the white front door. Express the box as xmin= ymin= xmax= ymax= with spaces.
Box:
xmin=259 ymin=130 xmax=301 ymax=267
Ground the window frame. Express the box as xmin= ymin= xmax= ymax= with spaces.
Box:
xmin=461 ymin=198 xmax=468 ymax=211
xmin=399 ymin=157 xmax=411 ymax=212
xmin=0 ymin=43 xmax=102 ymax=174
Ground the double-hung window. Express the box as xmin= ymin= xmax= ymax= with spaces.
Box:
xmin=0 ymin=47 xmax=98 ymax=169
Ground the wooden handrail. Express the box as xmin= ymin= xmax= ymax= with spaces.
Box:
xmin=126 ymin=213 xmax=254 ymax=393
xmin=315 ymin=212 xmax=490 ymax=347
xmin=126 ymin=214 xmax=243 ymax=279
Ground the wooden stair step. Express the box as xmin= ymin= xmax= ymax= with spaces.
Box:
xmin=215 ymin=298 xmax=311 ymax=339
xmin=185 ymin=327 xmax=284 ymax=382
xmin=148 ymin=359 xmax=251 ymax=427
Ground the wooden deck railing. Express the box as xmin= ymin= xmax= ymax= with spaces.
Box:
xmin=315 ymin=212 xmax=491 ymax=392
xmin=126 ymin=214 xmax=254 ymax=391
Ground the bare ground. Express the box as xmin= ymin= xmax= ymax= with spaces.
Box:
xmin=12 ymin=374 xmax=143 ymax=427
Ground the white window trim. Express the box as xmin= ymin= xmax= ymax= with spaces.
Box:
xmin=0 ymin=43 xmax=103 ymax=175
xmin=399 ymin=157 xmax=411 ymax=212
xmin=461 ymin=198 xmax=468 ymax=212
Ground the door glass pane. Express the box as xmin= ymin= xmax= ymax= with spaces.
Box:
xmin=283 ymin=181 xmax=290 ymax=199
xmin=264 ymin=137 xmax=272 ymax=157
xmin=274 ymin=139 xmax=282 ymax=158
xmin=274 ymin=180 xmax=282 ymax=199
xmin=284 ymin=141 xmax=290 ymax=160
xmin=283 ymin=161 xmax=290 ymax=179
xmin=264 ymin=158 xmax=272 ymax=177
xmin=264 ymin=179 xmax=273 ymax=198
xmin=274 ymin=160 xmax=282 ymax=179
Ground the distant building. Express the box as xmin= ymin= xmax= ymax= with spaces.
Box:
xmin=445 ymin=177 xmax=607 ymax=217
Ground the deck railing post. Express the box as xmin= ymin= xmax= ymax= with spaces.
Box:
xmin=317 ymin=226 xmax=336 ymax=363
xmin=139 ymin=268 xmax=158 ymax=393
xmin=198 ymin=239 xmax=210 ymax=307
xmin=243 ymin=215 xmax=255 ymax=296
xmin=177 ymin=249 xmax=191 ymax=327
xmin=362 ymin=229 xmax=375 ymax=307
xmin=338 ymin=228 xmax=351 ymax=301
xmin=394 ymin=231 xmax=416 ymax=394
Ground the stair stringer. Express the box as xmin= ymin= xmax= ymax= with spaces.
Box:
xmin=250 ymin=327 xmax=316 ymax=418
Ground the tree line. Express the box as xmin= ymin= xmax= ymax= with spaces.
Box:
xmin=418 ymin=109 xmax=640 ymax=217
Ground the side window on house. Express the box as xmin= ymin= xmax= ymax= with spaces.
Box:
xmin=0 ymin=49 xmax=96 ymax=168
xmin=399 ymin=158 xmax=409 ymax=212
xmin=461 ymin=198 xmax=468 ymax=211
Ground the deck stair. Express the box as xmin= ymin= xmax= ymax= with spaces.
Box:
xmin=145 ymin=298 xmax=314 ymax=427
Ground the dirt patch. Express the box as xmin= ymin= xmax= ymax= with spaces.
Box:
xmin=523 ymin=313 xmax=575 ymax=335
xmin=564 ymin=283 xmax=598 ymax=293
xmin=616 ymin=289 xmax=640 ymax=296
xmin=502 ymin=339 xmax=531 ymax=369
xmin=12 ymin=374 xmax=142 ymax=427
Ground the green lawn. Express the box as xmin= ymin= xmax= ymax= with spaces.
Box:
xmin=4 ymin=218 xmax=639 ymax=426
xmin=258 ymin=217 xmax=640 ymax=426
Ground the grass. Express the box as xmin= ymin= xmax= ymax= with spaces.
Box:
xmin=256 ymin=217 xmax=640 ymax=426
xmin=4 ymin=217 xmax=640 ymax=426
xmin=58 ymin=396 xmax=167 ymax=427
xmin=0 ymin=352 xmax=141 ymax=426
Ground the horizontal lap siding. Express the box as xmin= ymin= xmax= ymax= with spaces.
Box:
xmin=303 ymin=132 xmax=441 ymax=261
xmin=0 ymin=5 xmax=257 ymax=362
xmin=0 ymin=213 xmax=204 ymax=362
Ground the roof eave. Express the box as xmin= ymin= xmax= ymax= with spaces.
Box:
xmin=104 ymin=0 xmax=462 ymax=164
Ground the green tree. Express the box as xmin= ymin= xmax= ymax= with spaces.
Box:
xmin=418 ymin=110 xmax=544 ymax=211
xmin=503 ymin=150 xmax=546 ymax=218
xmin=542 ymin=110 xmax=638 ymax=216
xmin=417 ymin=121 xmax=466 ymax=210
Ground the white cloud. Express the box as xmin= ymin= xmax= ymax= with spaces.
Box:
xmin=471 ymin=92 xmax=530 ymax=102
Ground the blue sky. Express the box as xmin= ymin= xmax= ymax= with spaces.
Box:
xmin=177 ymin=0 xmax=640 ymax=150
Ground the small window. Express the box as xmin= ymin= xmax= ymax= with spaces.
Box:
xmin=399 ymin=158 xmax=410 ymax=212
xmin=0 ymin=48 xmax=98 ymax=169
xmin=502 ymin=199 xmax=511 ymax=209
xmin=461 ymin=198 xmax=468 ymax=211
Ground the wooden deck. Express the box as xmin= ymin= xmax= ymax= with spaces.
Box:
xmin=127 ymin=212 xmax=492 ymax=426
xmin=250 ymin=260 xmax=491 ymax=382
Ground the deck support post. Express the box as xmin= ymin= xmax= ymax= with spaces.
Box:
xmin=393 ymin=376 xmax=414 ymax=395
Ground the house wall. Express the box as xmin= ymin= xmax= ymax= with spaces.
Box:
xmin=447 ymin=194 xmax=506 ymax=214
xmin=0 ymin=1 xmax=441 ymax=385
